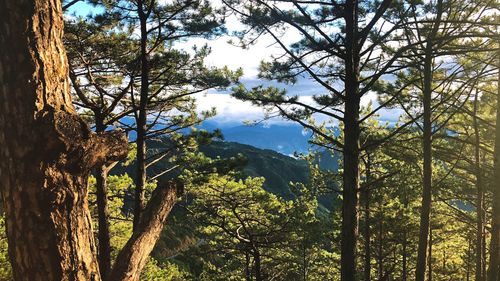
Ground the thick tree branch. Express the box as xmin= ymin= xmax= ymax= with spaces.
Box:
xmin=110 ymin=180 xmax=182 ymax=281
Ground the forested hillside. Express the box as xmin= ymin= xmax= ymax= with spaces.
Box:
xmin=0 ymin=0 xmax=499 ymax=281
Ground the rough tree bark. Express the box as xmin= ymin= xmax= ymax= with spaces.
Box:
xmin=341 ymin=1 xmax=361 ymax=280
xmin=0 ymin=1 xmax=128 ymax=280
xmin=0 ymin=1 xmax=181 ymax=280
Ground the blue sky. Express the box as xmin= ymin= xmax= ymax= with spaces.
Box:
xmin=67 ymin=2 xmax=100 ymax=16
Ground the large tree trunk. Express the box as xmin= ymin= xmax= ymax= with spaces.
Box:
xmin=488 ymin=48 xmax=500 ymax=281
xmin=0 ymin=1 xmax=128 ymax=280
xmin=342 ymin=58 xmax=361 ymax=281
xmin=341 ymin=1 xmax=361 ymax=280
xmin=342 ymin=75 xmax=361 ymax=281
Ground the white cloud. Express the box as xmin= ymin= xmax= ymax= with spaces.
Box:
xmin=195 ymin=88 xmax=402 ymax=127
xmin=176 ymin=33 xmax=302 ymax=79
xmin=195 ymin=92 xmax=339 ymax=126
xmin=195 ymin=92 xmax=321 ymax=125
xmin=195 ymin=92 xmax=274 ymax=125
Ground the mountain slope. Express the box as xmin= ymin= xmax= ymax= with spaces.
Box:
xmin=115 ymin=140 xmax=311 ymax=199
xmin=199 ymin=141 xmax=309 ymax=199
xmin=116 ymin=139 xmax=340 ymax=208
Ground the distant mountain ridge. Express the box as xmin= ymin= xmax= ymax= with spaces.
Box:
xmin=199 ymin=141 xmax=309 ymax=199
xmin=115 ymin=139 xmax=340 ymax=212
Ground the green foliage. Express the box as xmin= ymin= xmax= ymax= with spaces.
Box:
xmin=140 ymin=258 xmax=189 ymax=281
xmin=183 ymin=174 xmax=339 ymax=280
xmin=89 ymin=175 xmax=134 ymax=253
